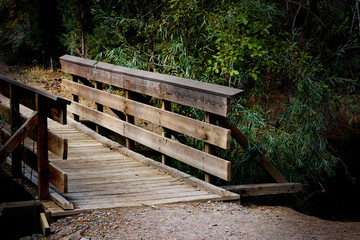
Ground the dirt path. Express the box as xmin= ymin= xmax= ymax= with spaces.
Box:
xmin=46 ymin=201 xmax=360 ymax=240
xmin=1 ymin=59 xmax=360 ymax=240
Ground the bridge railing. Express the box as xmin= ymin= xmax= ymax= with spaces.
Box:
xmin=60 ymin=55 xmax=243 ymax=182
xmin=0 ymin=74 xmax=70 ymax=199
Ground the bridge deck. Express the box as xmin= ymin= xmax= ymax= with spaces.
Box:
xmin=43 ymin=120 xmax=237 ymax=216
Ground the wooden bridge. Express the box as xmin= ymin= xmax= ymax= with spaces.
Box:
xmin=0 ymin=55 xmax=301 ymax=218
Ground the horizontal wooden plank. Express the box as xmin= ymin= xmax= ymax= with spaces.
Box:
xmin=49 ymin=163 xmax=68 ymax=193
xmin=70 ymin=189 xmax=214 ymax=204
xmin=0 ymin=74 xmax=70 ymax=103
xmin=68 ymin=102 xmax=231 ymax=180
xmin=66 ymin=180 xmax=185 ymax=193
xmin=221 ymin=183 xmax=303 ymax=196
xmin=1 ymin=200 xmax=41 ymax=217
xmin=64 ymin=184 xmax=195 ymax=199
xmin=62 ymin=79 xmax=230 ymax=149
xmin=61 ymin=55 xmax=243 ymax=116
xmin=0 ymin=102 xmax=68 ymax=158
xmin=0 ymin=76 xmax=69 ymax=124
xmin=60 ymin=55 xmax=242 ymax=98
xmin=47 ymin=129 xmax=68 ymax=159
xmin=68 ymin=117 xmax=239 ymax=198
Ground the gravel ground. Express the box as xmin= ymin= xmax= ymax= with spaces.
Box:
xmin=45 ymin=201 xmax=360 ymax=240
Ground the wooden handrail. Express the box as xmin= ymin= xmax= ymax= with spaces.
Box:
xmin=60 ymin=55 xmax=243 ymax=98
xmin=60 ymin=55 xmax=243 ymax=117
xmin=60 ymin=55 xmax=243 ymax=182
xmin=0 ymin=75 xmax=70 ymax=199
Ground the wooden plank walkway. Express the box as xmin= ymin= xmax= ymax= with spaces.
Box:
xmin=43 ymin=119 xmax=238 ymax=216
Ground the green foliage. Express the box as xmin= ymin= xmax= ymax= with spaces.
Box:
xmin=0 ymin=0 xmax=62 ymax=63
xmin=1 ymin=0 xmax=360 ymax=217
xmin=79 ymin=1 xmax=360 ymax=193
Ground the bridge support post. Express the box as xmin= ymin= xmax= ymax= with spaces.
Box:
xmin=204 ymin=112 xmax=216 ymax=184
xmin=161 ymin=100 xmax=171 ymax=165
xmin=70 ymin=75 xmax=80 ymax=122
xmin=10 ymin=84 xmax=22 ymax=178
xmin=95 ymin=81 xmax=103 ymax=134
xmin=125 ymin=90 xmax=135 ymax=150
xmin=36 ymin=95 xmax=49 ymax=200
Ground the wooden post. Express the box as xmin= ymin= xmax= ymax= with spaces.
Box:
xmin=125 ymin=90 xmax=135 ymax=150
xmin=36 ymin=95 xmax=49 ymax=200
xmin=204 ymin=112 xmax=216 ymax=184
xmin=9 ymin=84 xmax=22 ymax=178
xmin=95 ymin=81 xmax=103 ymax=133
xmin=71 ymin=75 xmax=80 ymax=122
xmin=161 ymin=100 xmax=171 ymax=165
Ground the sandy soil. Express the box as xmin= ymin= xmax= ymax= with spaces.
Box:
xmin=45 ymin=201 xmax=360 ymax=240
xmin=1 ymin=58 xmax=360 ymax=240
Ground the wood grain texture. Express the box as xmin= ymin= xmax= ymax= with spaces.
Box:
xmin=60 ymin=55 xmax=242 ymax=97
xmin=0 ymin=74 xmax=70 ymax=124
xmin=68 ymin=101 xmax=231 ymax=180
xmin=36 ymin=95 xmax=49 ymax=200
xmin=38 ymin=116 xmax=238 ymax=215
xmin=62 ymin=79 xmax=230 ymax=149
xmin=0 ymin=126 xmax=68 ymax=193
xmin=40 ymin=213 xmax=50 ymax=236
xmin=0 ymin=111 xmax=38 ymax=163
xmin=0 ymin=102 xmax=68 ymax=159
xmin=222 ymin=183 xmax=302 ymax=196
xmin=60 ymin=55 xmax=243 ymax=116
xmin=9 ymin=84 xmax=22 ymax=178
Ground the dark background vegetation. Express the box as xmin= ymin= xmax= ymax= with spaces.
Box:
xmin=1 ymin=0 xmax=360 ymax=220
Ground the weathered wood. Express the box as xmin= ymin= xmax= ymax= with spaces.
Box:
xmin=70 ymin=75 xmax=80 ymax=121
xmin=10 ymin=84 xmax=22 ymax=178
xmin=39 ymin=117 xmax=238 ymax=216
xmin=36 ymin=95 xmax=49 ymax=200
xmin=40 ymin=212 xmax=50 ymax=236
xmin=217 ymin=115 xmax=288 ymax=183
xmin=1 ymin=200 xmax=41 ymax=217
xmin=48 ymin=131 xmax=68 ymax=159
xmin=161 ymin=100 xmax=171 ymax=165
xmin=22 ymin=168 xmax=74 ymax=209
xmin=68 ymin=102 xmax=231 ymax=180
xmin=60 ymin=55 xmax=243 ymax=116
xmin=125 ymin=90 xmax=135 ymax=150
xmin=60 ymin=55 xmax=243 ymax=97
xmin=1 ymin=127 xmax=68 ymax=193
xmin=0 ymin=102 xmax=68 ymax=159
xmin=204 ymin=112 xmax=217 ymax=184
xmin=95 ymin=81 xmax=103 ymax=133
xmin=0 ymin=74 xmax=70 ymax=124
xmin=49 ymin=163 xmax=68 ymax=193
xmin=222 ymin=183 xmax=303 ymax=196
xmin=0 ymin=111 xmax=38 ymax=163
xmin=62 ymin=79 xmax=231 ymax=149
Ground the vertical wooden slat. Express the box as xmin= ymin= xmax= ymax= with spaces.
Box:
xmin=125 ymin=90 xmax=135 ymax=150
xmin=10 ymin=84 xmax=22 ymax=178
xmin=161 ymin=100 xmax=171 ymax=165
xmin=95 ymin=81 xmax=103 ymax=133
xmin=36 ymin=95 xmax=49 ymax=200
xmin=70 ymin=75 xmax=79 ymax=122
xmin=204 ymin=112 xmax=216 ymax=184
